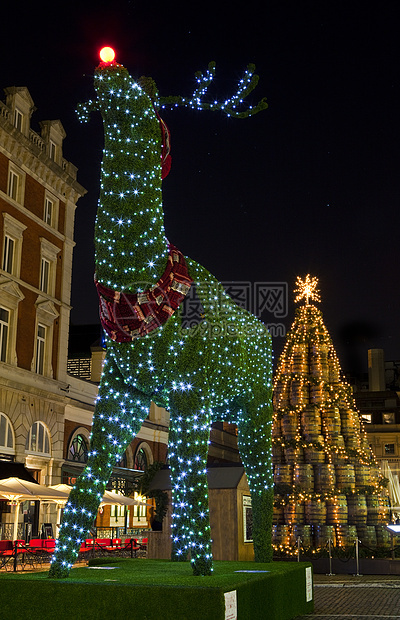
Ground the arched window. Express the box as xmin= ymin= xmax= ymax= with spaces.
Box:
xmin=68 ymin=434 xmax=88 ymax=463
xmin=25 ymin=421 xmax=50 ymax=455
xmin=134 ymin=443 xmax=152 ymax=471
xmin=116 ymin=451 xmax=127 ymax=468
xmin=0 ymin=412 xmax=15 ymax=453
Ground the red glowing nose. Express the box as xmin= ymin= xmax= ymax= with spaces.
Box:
xmin=99 ymin=47 xmax=116 ymax=63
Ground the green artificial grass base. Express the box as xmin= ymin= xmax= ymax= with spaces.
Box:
xmin=0 ymin=559 xmax=314 ymax=620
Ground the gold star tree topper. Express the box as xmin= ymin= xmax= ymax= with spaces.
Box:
xmin=294 ymin=274 xmax=321 ymax=305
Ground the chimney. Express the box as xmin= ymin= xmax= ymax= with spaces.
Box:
xmin=368 ymin=349 xmax=385 ymax=391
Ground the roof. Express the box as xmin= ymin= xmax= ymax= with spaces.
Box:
xmin=148 ymin=466 xmax=245 ymax=491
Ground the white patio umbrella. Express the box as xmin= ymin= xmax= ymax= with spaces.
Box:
xmin=49 ymin=485 xmax=151 ymax=507
xmin=0 ymin=477 xmax=69 ymax=540
xmin=48 ymin=485 xmax=151 ymax=533
xmin=101 ymin=490 xmax=151 ymax=507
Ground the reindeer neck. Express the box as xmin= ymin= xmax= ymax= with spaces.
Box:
xmin=94 ymin=71 xmax=169 ymax=293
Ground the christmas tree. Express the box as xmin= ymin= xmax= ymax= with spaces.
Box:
xmin=272 ymin=275 xmax=390 ymax=554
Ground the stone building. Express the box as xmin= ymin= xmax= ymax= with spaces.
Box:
xmin=0 ymin=85 xmax=86 ymax=537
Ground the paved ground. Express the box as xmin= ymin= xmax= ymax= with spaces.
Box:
xmin=296 ymin=574 xmax=400 ymax=620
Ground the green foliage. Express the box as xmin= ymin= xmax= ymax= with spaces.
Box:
xmin=2 ymin=561 xmax=314 ymax=620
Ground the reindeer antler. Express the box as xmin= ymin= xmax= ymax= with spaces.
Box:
xmin=158 ymin=62 xmax=268 ymax=118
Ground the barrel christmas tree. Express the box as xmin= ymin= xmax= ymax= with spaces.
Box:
xmin=272 ymin=275 xmax=389 ymax=553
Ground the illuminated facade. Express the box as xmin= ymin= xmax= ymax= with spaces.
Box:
xmin=0 ymin=85 xmax=86 ymax=538
xmin=353 ymin=350 xmax=400 ymax=483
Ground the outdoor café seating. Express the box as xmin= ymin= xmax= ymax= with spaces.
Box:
xmin=0 ymin=539 xmax=27 ymax=571
xmin=0 ymin=535 xmax=148 ymax=571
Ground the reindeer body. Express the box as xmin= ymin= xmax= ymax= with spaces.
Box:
xmin=49 ymin=59 xmax=273 ymax=578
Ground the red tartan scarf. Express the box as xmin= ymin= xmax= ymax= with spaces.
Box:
xmin=95 ymin=244 xmax=192 ymax=343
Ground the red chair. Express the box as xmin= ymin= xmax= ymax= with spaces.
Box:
xmin=0 ymin=540 xmax=14 ymax=570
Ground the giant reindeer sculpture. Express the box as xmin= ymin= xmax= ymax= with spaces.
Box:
xmin=49 ymin=50 xmax=273 ymax=578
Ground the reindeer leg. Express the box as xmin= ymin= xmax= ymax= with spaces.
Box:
xmin=237 ymin=394 xmax=274 ymax=563
xmin=168 ymin=390 xmax=213 ymax=576
xmin=49 ymin=357 xmax=150 ymax=578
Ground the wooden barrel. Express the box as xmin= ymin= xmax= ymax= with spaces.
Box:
xmin=326 ymin=435 xmax=347 ymax=464
xmin=313 ymin=524 xmax=336 ymax=548
xmin=347 ymin=495 xmax=368 ymax=525
xmin=304 ymin=500 xmax=326 ymax=525
xmin=293 ymin=524 xmax=312 ymax=547
xmin=310 ymin=383 xmax=324 ymax=405
xmin=273 ymin=382 xmax=289 ymax=408
xmin=328 ymin=358 xmax=340 ymax=382
xmin=357 ymin=525 xmax=377 ymax=548
xmin=304 ymin=438 xmax=325 ymax=464
xmin=293 ymin=464 xmax=314 ymax=491
xmin=322 ymin=407 xmax=341 ymax=436
xmin=354 ymin=465 xmax=371 ymax=490
xmin=326 ymin=495 xmax=348 ymax=525
xmin=284 ymin=446 xmax=304 ymax=464
xmin=367 ymin=496 xmax=390 ymax=525
xmin=272 ymin=419 xmax=282 ymax=438
xmin=314 ymin=463 xmax=336 ymax=493
xmin=301 ymin=405 xmax=322 ymax=437
xmin=336 ymin=525 xmax=358 ymax=548
xmin=274 ymin=464 xmax=292 ymax=486
xmin=281 ymin=412 xmax=298 ymax=437
xmin=335 ymin=464 xmax=355 ymax=492
xmin=310 ymin=345 xmax=329 ymax=381
xmin=345 ymin=435 xmax=361 ymax=451
xmin=340 ymin=410 xmax=357 ymax=437
xmin=272 ymin=524 xmax=292 ymax=547
xmin=375 ymin=524 xmax=392 ymax=547
xmin=290 ymin=380 xmax=309 ymax=406
xmin=291 ymin=345 xmax=308 ymax=374
xmin=273 ymin=505 xmax=284 ymax=525
xmin=272 ymin=442 xmax=283 ymax=464
xmin=284 ymin=502 xmax=305 ymax=525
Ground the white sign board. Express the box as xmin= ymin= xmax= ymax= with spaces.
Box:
xmin=243 ymin=495 xmax=253 ymax=542
xmin=224 ymin=590 xmax=237 ymax=620
xmin=305 ymin=566 xmax=313 ymax=602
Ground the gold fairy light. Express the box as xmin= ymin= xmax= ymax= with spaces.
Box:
xmin=294 ymin=274 xmax=321 ymax=305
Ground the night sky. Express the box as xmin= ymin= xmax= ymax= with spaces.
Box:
xmin=2 ymin=2 xmax=399 ymax=374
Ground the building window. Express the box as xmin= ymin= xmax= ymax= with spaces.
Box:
xmin=44 ymin=198 xmax=53 ymax=226
xmin=35 ymin=323 xmax=46 ymax=374
xmin=361 ymin=413 xmax=372 ymax=424
xmin=6 ymin=164 xmax=25 ymax=205
xmin=25 ymin=421 xmax=50 ymax=455
xmin=383 ymin=412 xmax=395 ymax=424
xmin=0 ymin=412 xmax=15 ymax=452
xmin=7 ymin=169 xmax=19 ymax=201
xmin=38 ymin=238 xmax=59 ymax=297
xmin=134 ymin=443 xmax=152 ymax=471
xmin=49 ymin=141 xmax=56 ymax=161
xmin=2 ymin=213 xmax=26 ymax=279
xmin=39 ymin=258 xmax=50 ymax=293
xmin=13 ymin=108 xmax=23 ymax=132
xmin=2 ymin=235 xmax=14 ymax=274
xmin=0 ymin=307 xmax=9 ymax=362
xmin=384 ymin=443 xmax=395 ymax=455
xmin=68 ymin=434 xmax=88 ymax=463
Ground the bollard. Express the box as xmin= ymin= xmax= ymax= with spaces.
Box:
xmin=326 ymin=538 xmax=335 ymax=576
xmin=354 ymin=538 xmax=362 ymax=576
xmin=13 ymin=540 xmax=18 ymax=572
